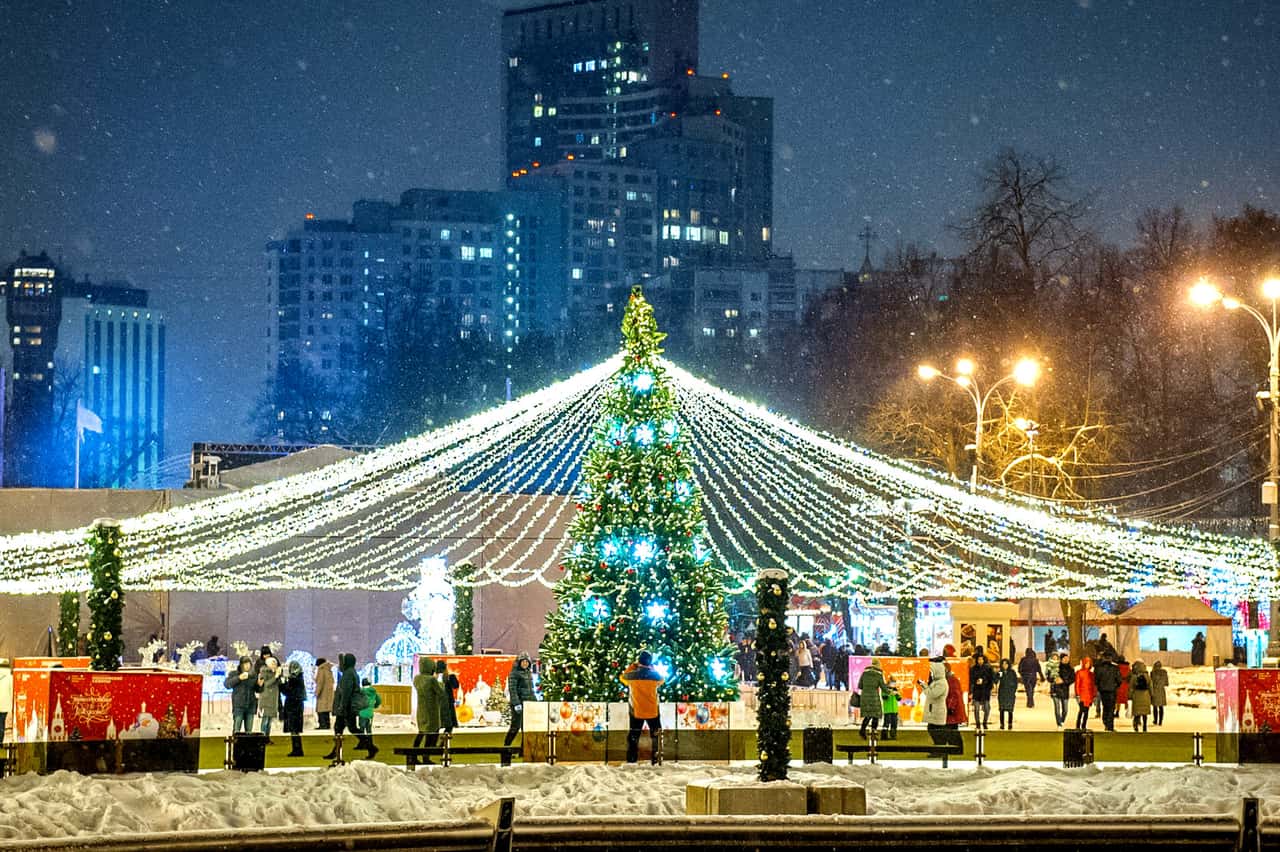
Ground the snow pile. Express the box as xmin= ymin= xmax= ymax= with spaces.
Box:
xmin=2 ymin=761 xmax=1278 ymax=844
xmin=1166 ymin=666 xmax=1220 ymax=709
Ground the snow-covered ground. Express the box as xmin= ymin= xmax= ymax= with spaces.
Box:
xmin=0 ymin=760 xmax=1274 ymax=844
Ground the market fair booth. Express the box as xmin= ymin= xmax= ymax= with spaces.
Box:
xmin=1012 ymin=599 xmax=1111 ymax=658
xmin=12 ymin=667 xmax=203 ymax=774
xmin=1112 ymin=597 xmax=1232 ymax=667
xmin=949 ymin=601 xmax=1018 ymax=661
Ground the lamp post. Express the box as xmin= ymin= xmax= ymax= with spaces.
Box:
xmin=1191 ymin=276 xmax=1280 ymax=657
xmin=918 ymin=357 xmax=1041 ymax=493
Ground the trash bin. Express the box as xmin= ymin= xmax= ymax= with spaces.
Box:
xmin=1063 ymin=729 xmax=1094 ymax=768
xmin=230 ymin=732 xmax=268 ymax=772
xmin=803 ymin=726 xmax=833 ymax=764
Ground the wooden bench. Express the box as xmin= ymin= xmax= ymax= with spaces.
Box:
xmin=394 ymin=745 xmax=522 ymax=768
xmin=837 ymin=741 xmax=963 ymax=767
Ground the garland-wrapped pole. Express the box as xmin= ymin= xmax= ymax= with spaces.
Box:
xmin=58 ymin=591 xmax=80 ymax=656
xmin=452 ymin=561 xmax=475 ymax=655
xmin=86 ymin=519 xmax=124 ymax=671
xmin=756 ymin=568 xmax=791 ymax=782
xmin=897 ymin=597 xmax=917 ymax=656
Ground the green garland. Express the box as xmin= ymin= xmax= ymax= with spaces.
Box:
xmin=755 ymin=569 xmax=791 ymax=782
xmin=897 ymin=596 xmax=917 ymax=656
xmin=85 ymin=519 xmax=124 ymax=671
xmin=57 ymin=591 xmax=80 ymax=656
xmin=452 ymin=562 xmax=475 ymax=655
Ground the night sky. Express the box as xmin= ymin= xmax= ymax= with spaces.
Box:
xmin=1 ymin=1 xmax=1275 ymax=460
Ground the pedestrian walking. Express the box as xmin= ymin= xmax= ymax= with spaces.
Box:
xmin=1094 ymin=654 xmax=1122 ymax=732
xmin=881 ymin=677 xmax=901 ymax=739
xmin=1128 ymin=660 xmax=1152 ymax=732
xmin=996 ymin=658 xmax=1019 ymax=729
xmin=620 ymin=650 xmax=666 ymax=763
xmin=281 ymin=659 xmax=307 ymax=757
xmin=313 ymin=658 xmax=335 ymax=730
xmin=821 ymin=641 xmax=839 ymax=689
xmin=1074 ymin=656 xmax=1096 ymax=730
xmin=968 ymin=653 xmax=995 ymax=731
xmin=504 ymin=652 xmax=537 ymax=747
xmin=1116 ymin=658 xmax=1131 ymax=719
xmin=324 ymin=653 xmax=375 ymax=760
xmin=224 ymin=655 xmax=257 ymax=734
xmin=1017 ymin=648 xmax=1043 ymax=708
xmin=920 ymin=659 xmax=950 ymax=747
xmin=357 ymin=678 xmax=383 ymax=737
xmin=943 ymin=663 xmax=967 ymax=749
xmin=796 ymin=640 xmax=815 ymax=688
xmin=413 ymin=656 xmax=444 ymax=753
xmin=1150 ymin=661 xmax=1169 ymax=726
xmin=437 ymin=659 xmax=459 ymax=734
xmin=256 ymin=656 xmax=281 ymax=740
xmin=1050 ymin=653 xmax=1074 ymax=727
xmin=856 ymin=658 xmax=888 ymax=738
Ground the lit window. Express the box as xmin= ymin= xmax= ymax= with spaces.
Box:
xmin=626 ymin=190 xmax=637 ymax=201
xmin=719 ymin=231 xmax=729 ymax=245
xmin=702 ymin=327 xmax=715 ymax=337
xmin=533 ymin=104 xmax=544 ymax=117
xmin=686 ymin=226 xmax=701 ymax=241
xmin=762 ymin=226 xmax=771 ymax=241
xmin=509 ymin=57 xmax=519 ymax=68
xmin=460 ymin=246 xmax=476 ymax=261
xmin=548 ymin=107 xmax=556 ymax=116
xmin=724 ymin=308 xmax=739 ymax=318
xmin=585 ymin=60 xmax=596 ymax=71
xmin=440 ymin=229 xmax=451 ymax=240
xmin=573 ymin=62 xmax=583 ymax=72
xmin=534 ymin=136 xmax=542 ymax=147
xmin=572 ymin=268 xmax=583 ymax=280
xmin=462 ymin=313 xmax=474 ymax=327
xmin=479 ymin=247 xmax=494 ymax=259
xmin=690 ymin=210 xmax=701 ymax=225
xmin=749 ymin=328 xmax=760 ymax=338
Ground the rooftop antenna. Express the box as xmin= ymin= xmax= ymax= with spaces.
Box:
xmin=857 ymin=223 xmax=877 ymax=279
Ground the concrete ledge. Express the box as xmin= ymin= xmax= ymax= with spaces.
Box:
xmin=686 ymin=778 xmax=808 ymax=815
xmin=806 ymin=779 xmax=867 ymax=815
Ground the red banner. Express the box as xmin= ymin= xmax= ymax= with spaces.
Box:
xmin=13 ymin=669 xmax=202 ymax=742
xmin=1217 ymin=667 xmax=1280 ymax=734
xmin=418 ymin=654 xmax=516 ymax=701
xmin=849 ymin=656 xmax=971 ymax=723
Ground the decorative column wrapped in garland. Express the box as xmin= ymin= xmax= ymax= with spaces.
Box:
xmin=756 ymin=568 xmax=791 ymax=782
xmin=452 ymin=562 xmax=475 ymax=655
xmin=85 ymin=519 xmax=125 ymax=671
xmin=897 ymin=596 xmax=917 ymax=656
xmin=57 ymin=591 xmax=80 ymax=656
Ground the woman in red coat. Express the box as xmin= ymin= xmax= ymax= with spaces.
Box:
xmin=1116 ymin=659 xmax=1131 ymax=718
xmin=943 ymin=664 xmax=968 ymax=749
xmin=1074 ymin=656 xmax=1096 ymax=730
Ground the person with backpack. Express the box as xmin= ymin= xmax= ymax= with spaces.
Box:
xmin=1128 ymin=660 xmax=1152 ymax=732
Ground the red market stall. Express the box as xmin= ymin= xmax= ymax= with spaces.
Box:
xmin=12 ymin=668 xmax=203 ymax=774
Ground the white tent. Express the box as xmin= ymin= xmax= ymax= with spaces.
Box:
xmin=1112 ymin=597 xmax=1232 ymax=667
xmin=1011 ymin=599 xmax=1112 ymax=656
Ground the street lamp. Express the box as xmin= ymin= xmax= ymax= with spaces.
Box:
xmin=917 ymin=356 xmax=1041 ymax=492
xmin=1191 ymin=275 xmax=1280 ymax=658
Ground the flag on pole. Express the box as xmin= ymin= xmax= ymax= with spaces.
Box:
xmin=76 ymin=400 xmax=102 ymax=437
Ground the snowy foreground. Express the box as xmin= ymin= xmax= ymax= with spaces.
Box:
xmin=0 ymin=760 xmax=1275 ymax=843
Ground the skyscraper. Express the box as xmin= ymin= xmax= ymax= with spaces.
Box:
xmin=0 ymin=251 xmax=63 ymax=485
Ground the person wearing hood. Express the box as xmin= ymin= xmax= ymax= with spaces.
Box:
xmin=1074 ymin=656 xmax=1097 ymax=730
xmin=504 ymin=652 xmax=537 ymax=747
xmin=919 ymin=658 xmax=950 ymax=746
xmin=996 ymin=658 xmax=1020 ymax=729
xmin=1128 ymin=660 xmax=1153 ymax=732
xmin=1150 ymin=660 xmax=1169 ymax=726
xmin=437 ymin=659 xmax=459 ymax=733
xmin=0 ymin=658 xmax=12 ymax=744
xmin=357 ymin=677 xmax=383 ymax=736
xmin=324 ymin=653 xmax=376 ymax=760
xmin=967 ymin=653 xmax=995 ymax=732
xmin=256 ymin=656 xmax=281 ymax=740
xmin=281 ymin=659 xmax=307 ymax=757
xmin=856 ymin=658 xmax=888 ymax=738
xmin=1093 ymin=653 xmax=1122 ymax=732
xmin=313 ymin=658 xmax=335 ymax=730
xmin=253 ymin=645 xmax=276 ymax=679
xmin=881 ymin=676 xmax=901 ymax=740
xmin=224 ymin=655 xmax=257 ymax=734
xmin=414 ymin=657 xmax=444 ymax=751
xmin=620 ymin=649 xmax=666 ymax=763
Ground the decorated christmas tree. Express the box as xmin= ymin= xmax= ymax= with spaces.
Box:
xmin=486 ymin=674 xmax=513 ymax=725
xmin=540 ymin=287 xmax=737 ymax=702
xmin=57 ymin=591 xmax=80 ymax=656
xmin=86 ymin=519 xmax=125 ymax=671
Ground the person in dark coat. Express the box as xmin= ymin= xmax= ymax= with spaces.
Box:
xmin=414 ymin=657 xmax=444 ymax=752
xmin=281 ymin=660 xmax=307 ymax=757
xmin=820 ymin=641 xmax=839 ymax=689
xmin=223 ymin=655 xmax=257 ymax=734
xmin=856 ymin=659 xmax=888 ymax=738
xmin=323 ymin=653 xmax=375 ymax=760
xmin=1043 ymin=630 xmax=1057 ymax=658
xmin=436 ymin=659 xmax=459 ymax=733
xmin=1093 ymin=653 xmax=1123 ymax=732
xmin=1150 ymin=661 xmax=1169 ymax=726
xmin=1050 ymin=653 xmax=1075 ymax=727
xmin=206 ymin=636 xmax=221 ymax=658
xmin=996 ymin=658 xmax=1019 ymax=729
xmin=1017 ymin=648 xmax=1043 ymax=708
xmin=968 ymin=653 xmax=996 ymax=731
xmin=1191 ymin=632 xmax=1207 ymax=666
xmin=504 ymin=652 xmax=537 ymax=747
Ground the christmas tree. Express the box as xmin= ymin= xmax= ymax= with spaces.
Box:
xmin=755 ymin=569 xmax=791 ymax=781
xmin=486 ymin=674 xmax=513 ymax=725
xmin=57 ymin=591 xmax=80 ymax=656
xmin=86 ymin=519 xmax=125 ymax=671
xmin=540 ymin=287 xmax=738 ymax=702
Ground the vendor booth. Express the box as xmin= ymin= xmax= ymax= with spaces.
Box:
xmin=1012 ymin=599 xmax=1111 ymax=658
xmin=1112 ymin=597 xmax=1231 ymax=667
xmin=949 ymin=601 xmax=1018 ymax=661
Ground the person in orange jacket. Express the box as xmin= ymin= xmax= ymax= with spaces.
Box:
xmin=1074 ymin=656 xmax=1097 ymax=730
xmin=620 ymin=650 xmax=666 ymax=763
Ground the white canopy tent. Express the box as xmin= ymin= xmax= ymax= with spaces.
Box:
xmin=1111 ymin=596 xmax=1233 ymax=667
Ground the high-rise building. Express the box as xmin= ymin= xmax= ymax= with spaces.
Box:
xmin=502 ymin=0 xmax=773 ymax=322
xmin=0 ymin=252 xmax=165 ymax=487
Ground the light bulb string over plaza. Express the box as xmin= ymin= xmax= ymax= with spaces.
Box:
xmin=1190 ymin=274 xmax=1280 ymax=657
xmin=917 ymin=356 xmax=1042 ymax=492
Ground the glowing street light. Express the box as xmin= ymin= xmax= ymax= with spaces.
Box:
xmin=916 ymin=356 xmax=1041 ymax=492
xmin=1189 ymin=278 xmax=1222 ymax=307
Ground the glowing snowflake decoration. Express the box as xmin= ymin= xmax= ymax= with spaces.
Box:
xmin=631 ymin=371 xmax=655 ymax=392
xmin=634 ymin=423 xmax=655 ymax=446
xmin=645 ymin=600 xmax=670 ymax=623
